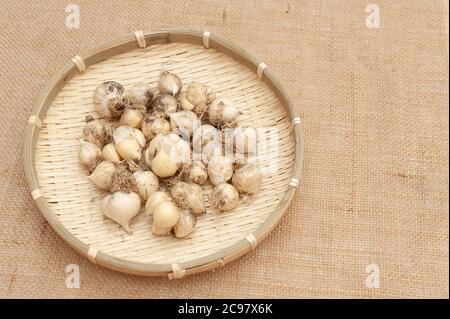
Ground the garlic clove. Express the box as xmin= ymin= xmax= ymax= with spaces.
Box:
xmin=158 ymin=71 xmax=182 ymax=96
xmin=151 ymin=223 xmax=172 ymax=236
xmin=89 ymin=161 xmax=117 ymax=190
xmin=120 ymin=108 xmax=144 ymax=128
xmin=211 ymin=183 xmax=240 ymax=211
xmin=113 ymin=126 xmax=143 ymax=161
xmin=182 ymin=162 xmax=208 ymax=185
xmin=169 ymin=111 xmax=200 ymax=138
xmin=171 ymin=182 xmax=205 ymax=214
xmin=151 ymin=94 xmax=178 ymax=117
xmin=205 ymin=85 xmax=216 ymax=104
xmin=133 ymin=170 xmax=159 ymax=200
xmin=185 ymin=82 xmax=208 ymax=106
xmin=208 ymin=98 xmax=240 ymax=126
xmin=141 ymin=113 xmax=171 ymax=140
xmin=102 ymin=191 xmax=141 ymax=234
xmin=152 ymin=200 xmax=180 ymax=228
xmin=180 ymin=93 xmax=195 ymax=111
xmin=145 ymin=191 xmax=172 ymax=215
xmin=173 ymin=210 xmax=196 ymax=238
xmin=82 ymin=115 xmax=106 ymax=147
xmin=78 ymin=139 xmax=102 ymax=170
xmin=232 ymin=164 xmax=262 ymax=194
xmin=102 ymin=143 xmax=122 ymax=163
xmin=207 ymin=156 xmax=233 ymax=185
xmin=151 ymin=152 xmax=178 ymax=177
xmin=192 ymin=124 xmax=221 ymax=153
xmin=93 ymin=81 xmax=125 ymax=119
xmin=123 ymin=83 xmax=154 ymax=106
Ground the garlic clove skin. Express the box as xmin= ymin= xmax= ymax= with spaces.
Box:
xmin=89 ymin=161 xmax=117 ymax=190
xmin=82 ymin=116 xmax=106 ymax=147
xmin=141 ymin=114 xmax=171 ymax=140
xmin=78 ymin=139 xmax=102 ymax=169
xmin=208 ymin=98 xmax=240 ymax=126
xmin=151 ymin=223 xmax=172 ymax=236
xmin=182 ymin=162 xmax=208 ymax=185
xmin=205 ymin=85 xmax=216 ymax=104
xmin=113 ymin=126 xmax=143 ymax=161
xmin=207 ymin=156 xmax=233 ymax=185
xmin=102 ymin=143 xmax=122 ymax=163
xmin=211 ymin=183 xmax=240 ymax=211
xmin=93 ymin=81 xmax=125 ymax=119
xmin=180 ymin=93 xmax=195 ymax=111
xmin=102 ymin=191 xmax=141 ymax=234
xmin=120 ymin=108 xmax=144 ymax=128
xmin=232 ymin=164 xmax=262 ymax=194
xmin=233 ymin=127 xmax=257 ymax=154
xmin=123 ymin=83 xmax=154 ymax=106
xmin=185 ymin=82 xmax=208 ymax=106
xmin=152 ymin=200 xmax=180 ymax=228
xmin=169 ymin=111 xmax=200 ymax=138
xmin=158 ymin=71 xmax=182 ymax=96
xmin=151 ymin=94 xmax=178 ymax=117
xmin=133 ymin=170 xmax=159 ymax=200
xmin=171 ymin=182 xmax=205 ymax=214
xmin=151 ymin=151 xmax=179 ymax=177
xmin=173 ymin=210 xmax=196 ymax=238
xmin=145 ymin=191 xmax=172 ymax=215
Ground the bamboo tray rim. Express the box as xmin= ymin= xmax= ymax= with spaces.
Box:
xmin=23 ymin=29 xmax=304 ymax=278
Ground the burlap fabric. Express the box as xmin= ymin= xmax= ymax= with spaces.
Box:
xmin=0 ymin=0 xmax=448 ymax=298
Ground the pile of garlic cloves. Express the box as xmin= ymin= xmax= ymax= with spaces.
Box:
xmin=79 ymin=70 xmax=262 ymax=238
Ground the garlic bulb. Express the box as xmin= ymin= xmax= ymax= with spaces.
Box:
xmin=89 ymin=161 xmax=116 ymax=190
xmin=102 ymin=143 xmax=122 ymax=163
xmin=93 ymin=81 xmax=125 ymax=119
xmin=182 ymin=162 xmax=208 ymax=185
xmin=113 ymin=126 xmax=144 ymax=161
xmin=151 ymin=152 xmax=179 ymax=178
xmin=169 ymin=111 xmax=200 ymax=137
xmin=207 ymin=156 xmax=233 ymax=185
xmin=152 ymin=200 xmax=180 ymax=228
xmin=233 ymin=127 xmax=257 ymax=154
xmin=151 ymin=94 xmax=178 ymax=117
xmin=145 ymin=191 xmax=172 ymax=215
xmin=102 ymin=191 xmax=141 ymax=233
xmin=151 ymin=223 xmax=172 ymax=236
xmin=171 ymin=182 xmax=205 ymax=214
xmin=123 ymin=83 xmax=154 ymax=106
xmin=78 ymin=139 xmax=102 ymax=169
xmin=185 ymin=82 xmax=208 ymax=106
xmin=141 ymin=113 xmax=171 ymax=140
xmin=208 ymin=98 xmax=240 ymax=126
xmin=144 ymin=133 xmax=191 ymax=169
xmin=232 ymin=164 xmax=262 ymax=194
xmin=133 ymin=170 xmax=159 ymax=200
xmin=158 ymin=71 xmax=182 ymax=96
xmin=82 ymin=115 xmax=106 ymax=147
xmin=180 ymin=93 xmax=195 ymax=111
xmin=173 ymin=210 xmax=196 ymax=238
xmin=211 ymin=183 xmax=240 ymax=211
xmin=120 ymin=107 xmax=145 ymax=128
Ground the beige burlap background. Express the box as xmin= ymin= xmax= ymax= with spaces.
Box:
xmin=0 ymin=0 xmax=448 ymax=298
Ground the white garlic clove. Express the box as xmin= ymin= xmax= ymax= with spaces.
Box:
xmin=78 ymin=139 xmax=102 ymax=169
xmin=82 ymin=115 xmax=106 ymax=147
xmin=144 ymin=133 xmax=190 ymax=169
xmin=113 ymin=126 xmax=143 ymax=161
xmin=185 ymin=82 xmax=208 ymax=106
xmin=151 ymin=94 xmax=178 ymax=117
xmin=173 ymin=210 xmax=196 ymax=238
xmin=152 ymin=200 xmax=180 ymax=228
xmin=211 ymin=183 xmax=240 ymax=211
xmin=151 ymin=152 xmax=178 ymax=177
xmin=170 ymin=182 xmax=205 ymax=214
xmin=182 ymin=162 xmax=208 ymax=185
xmin=158 ymin=71 xmax=182 ymax=96
xmin=102 ymin=191 xmax=141 ymax=234
xmin=102 ymin=143 xmax=122 ymax=163
xmin=180 ymin=93 xmax=195 ymax=111
xmin=208 ymin=98 xmax=240 ymax=126
xmin=232 ymin=164 xmax=262 ymax=194
xmin=92 ymin=81 xmax=125 ymax=119
xmin=151 ymin=223 xmax=172 ymax=236
xmin=233 ymin=127 xmax=257 ymax=154
xmin=145 ymin=191 xmax=172 ymax=215
xmin=89 ymin=161 xmax=117 ymax=190
xmin=207 ymin=156 xmax=233 ymax=185
xmin=141 ymin=113 xmax=171 ymax=140
xmin=123 ymin=83 xmax=154 ymax=106
xmin=133 ymin=170 xmax=159 ymax=200
xmin=120 ymin=108 xmax=144 ymax=128
xmin=169 ymin=111 xmax=200 ymax=138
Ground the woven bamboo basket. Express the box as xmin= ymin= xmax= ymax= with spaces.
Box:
xmin=23 ymin=30 xmax=304 ymax=278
